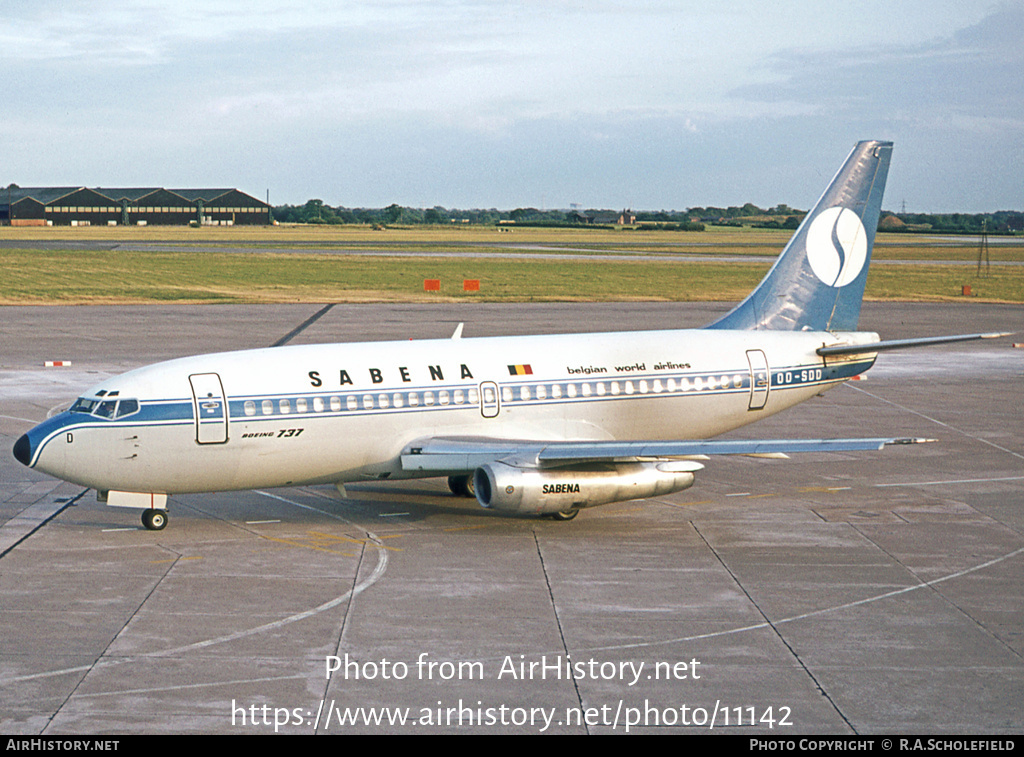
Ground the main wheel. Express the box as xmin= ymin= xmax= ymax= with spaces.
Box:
xmin=548 ymin=508 xmax=580 ymax=521
xmin=141 ymin=509 xmax=168 ymax=531
xmin=447 ymin=475 xmax=475 ymax=498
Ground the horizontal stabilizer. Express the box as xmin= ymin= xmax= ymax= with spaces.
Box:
xmin=817 ymin=332 xmax=1014 ymax=357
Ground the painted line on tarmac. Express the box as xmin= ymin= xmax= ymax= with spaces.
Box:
xmin=875 ymin=475 xmax=1024 ymax=487
xmin=271 ymin=303 xmax=335 ymax=347
xmin=0 ymin=487 xmax=88 ymax=558
xmin=0 ymin=489 xmax=388 ymax=685
xmin=585 ymin=543 xmax=1024 ymax=655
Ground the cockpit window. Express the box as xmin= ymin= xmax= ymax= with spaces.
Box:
xmin=69 ymin=397 xmax=140 ymax=419
xmin=70 ymin=398 xmax=98 ymax=413
xmin=115 ymin=399 xmax=140 ymax=418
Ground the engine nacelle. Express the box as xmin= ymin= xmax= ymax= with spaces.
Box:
xmin=473 ymin=460 xmax=702 ymax=515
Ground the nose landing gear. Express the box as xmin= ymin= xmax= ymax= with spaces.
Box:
xmin=141 ymin=509 xmax=168 ymax=531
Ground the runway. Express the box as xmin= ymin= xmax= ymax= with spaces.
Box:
xmin=3 ymin=237 xmax=1022 ymax=266
xmin=1 ymin=301 xmax=1021 ymax=734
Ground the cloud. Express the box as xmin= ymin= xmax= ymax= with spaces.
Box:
xmin=733 ymin=1 xmax=1024 ymax=128
xmin=1 ymin=2 xmax=1019 ymax=210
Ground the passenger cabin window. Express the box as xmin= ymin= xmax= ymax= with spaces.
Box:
xmin=244 ymin=401 xmax=256 ymax=416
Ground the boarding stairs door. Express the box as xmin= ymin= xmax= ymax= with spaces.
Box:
xmin=189 ymin=373 xmax=229 ymax=444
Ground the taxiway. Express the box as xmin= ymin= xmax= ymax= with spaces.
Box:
xmin=1 ymin=302 xmax=1021 ymax=733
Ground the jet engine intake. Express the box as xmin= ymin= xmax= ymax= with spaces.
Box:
xmin=473 ymin=460 xmax=702 ymax=515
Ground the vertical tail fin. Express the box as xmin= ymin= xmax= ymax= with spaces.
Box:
xmin=706 ymin=140 xmax=892 ymax=332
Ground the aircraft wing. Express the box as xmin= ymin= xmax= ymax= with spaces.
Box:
xmin=399 ymin=436 xmax=934 ymax=473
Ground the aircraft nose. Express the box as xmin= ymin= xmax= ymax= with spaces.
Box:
xmin=13 ymin=434 xmax=32 ymax=466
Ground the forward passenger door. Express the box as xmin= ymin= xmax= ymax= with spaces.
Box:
xmin=189 ymin=373 xmax=229 ymax=444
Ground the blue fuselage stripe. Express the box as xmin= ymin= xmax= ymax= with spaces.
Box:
xmin=26 ymin=360 xmax=873 ymax=467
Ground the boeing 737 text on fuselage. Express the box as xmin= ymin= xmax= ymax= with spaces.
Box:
xmin=13 ymin=141 xmax=1009 ymax=529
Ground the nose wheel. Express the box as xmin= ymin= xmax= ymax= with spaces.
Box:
xmin=141 ymin=509 xmax=168 ymax=531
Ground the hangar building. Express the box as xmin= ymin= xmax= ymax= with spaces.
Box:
xmin=1 ymin=186 xmax=270 ymax=226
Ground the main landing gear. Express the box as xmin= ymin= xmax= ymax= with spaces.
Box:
xmin=141 ymin=509 xmax=168 ymax=531
xmin=546 ymin=509 xmax=580 ymax=521
xmin=448 ymin=475 xmax=476 ymax=498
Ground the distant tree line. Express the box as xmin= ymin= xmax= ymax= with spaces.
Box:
xmin=879 ymin=210 xmax=1023 ymax=234
xmin=271 ymin=200 xmax=1023 ymax=234
xmin=271 ymin=201 xmax=512 ymax=226
xmin=272 ymin=202 xmax=706 ymax=228
xmin=686 ymin=203 xmax=798 ymax=219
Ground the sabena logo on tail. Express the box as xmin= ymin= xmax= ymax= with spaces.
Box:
xmin=706 ymin=140 xmax=892 ymax=333
xmin=805 ymin=206 xmax=868 ymax=288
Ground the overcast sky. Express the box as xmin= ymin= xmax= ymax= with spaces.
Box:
xmin=2 ymin=1 xmax=1021 ymax=212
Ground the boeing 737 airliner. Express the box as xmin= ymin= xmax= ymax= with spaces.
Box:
xmin=12 ymin=141 xmax=1009 ymax=529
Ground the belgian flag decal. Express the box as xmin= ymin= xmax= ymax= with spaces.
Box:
xmin=507 ymin=364 xmax=533 ymax=376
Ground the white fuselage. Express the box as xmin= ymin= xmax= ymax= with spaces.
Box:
xmin=25 ymin=328 xmax=876 ymax=494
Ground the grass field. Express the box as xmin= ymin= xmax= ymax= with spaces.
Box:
xmin=2 ymin=224 xmax=1022 ymax=304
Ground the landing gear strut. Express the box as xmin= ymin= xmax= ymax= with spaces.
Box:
xmin=448 ymin=474 xmax=476 ymax=498
xmin=141 ymin=509 xmax=168 ymax=531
